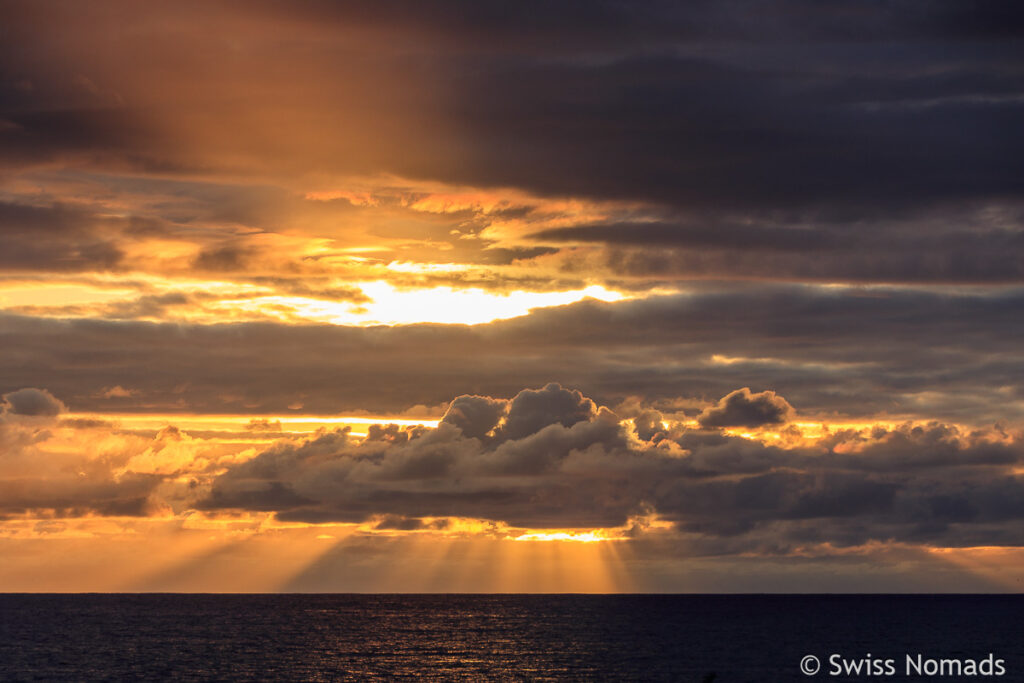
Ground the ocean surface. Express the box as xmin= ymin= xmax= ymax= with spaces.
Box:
xmin=0 ymin=594 xmax=1020 ymax=681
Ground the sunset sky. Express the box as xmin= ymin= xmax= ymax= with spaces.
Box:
xmin=2 ymin=0 xmax=1024 ymax=592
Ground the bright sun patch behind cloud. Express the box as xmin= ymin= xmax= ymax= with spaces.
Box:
xmin=0 ymin=278 xmax=628 ymax=326
xmin=329 ymin=282 xmax=627 ymax=325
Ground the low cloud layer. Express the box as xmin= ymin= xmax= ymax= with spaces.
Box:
xmin=1 ymin=383 xmax=1022 ymax=563
xmin=193 ymin=384 xmax=1024 ymax=553
xmin=3 ymin=285 xmax=1023 ymax=424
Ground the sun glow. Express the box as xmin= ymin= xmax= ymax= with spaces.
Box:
xmin=64 ymin=412 xmax=441 ymax=438
xmin=926 ymin=546 xmax=1024 ymax=591
xmin=513 ymin=530 xmax=622 ymax=543
xmin=0 ymin=277 xmax=628 ymax=326
xmin=338 ymin=281 xmax=626 ymax=325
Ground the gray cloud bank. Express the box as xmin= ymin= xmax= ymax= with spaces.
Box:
xmin=2 ymin=285 xmax=1023 ymax=423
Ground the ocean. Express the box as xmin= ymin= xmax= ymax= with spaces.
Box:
xmin=0 ymin=594 xmax=1020 ymax=681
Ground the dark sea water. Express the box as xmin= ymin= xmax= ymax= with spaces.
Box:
xmin=0 ymin=595 xmax=1020 ymax=681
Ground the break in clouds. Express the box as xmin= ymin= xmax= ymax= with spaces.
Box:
xmin=4 ymin=383 xmax=1024 ymax=556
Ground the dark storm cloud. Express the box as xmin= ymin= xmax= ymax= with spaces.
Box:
xmin=697 ymin=388 xmax=794 ymax=429
xmin=252 ymin=0 xmax=1024 ymax=47
xmin=0 ymin=1 xmax=1020 ymax=285
xmin=345 ymin=0 xmax=1024 ymax=219
xmin=440 ymin=52 xmax=1024 ymax=212
xmin=2 ymin=1 xmax=1021 ymax=216
xmin=2 ymin=284 xmax=1024 ymax=423
xmin=199 ymin=383 xmax=1024 ymax=551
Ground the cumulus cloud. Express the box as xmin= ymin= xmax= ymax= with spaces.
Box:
xmin=632 ymin=410 xmax=666 ymax=441
xmin=496 ymin=383 xmax=597 ymax=440
xmin=2 ymin=387 xmax=66 ymax=417
xmin=440 ymin=394 xmax=507 ymax=439
xmin=193 ymin=384 xmax=1024 ymax=553
xmin=697 ymin=388 xmax=794 ymax=429
xmin=365 ymin=423 xmax=428 ymax=444
xmin=1 ymin=382 xmax=1023 ymax=557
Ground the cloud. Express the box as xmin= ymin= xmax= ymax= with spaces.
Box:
xmin=632 ymin=410 xmax=666 ymax=441
xmin=440 ymin=394 xmax=507 ymax=440
xmin=0 ymin=412 xmax=164 ymax=516
xmin=99 ymin=385 xmax=138 ymax=399
xmin=2 ymin=2 xmax=1020 ymax=238
xmin=697 ymin=388 xmax=794 ymax=429
xmin=192 ymin=383 xmax=1024 ymax=553
xmin=1 ymin=1 xmax=1021 ymax=589
xmin=191 ymin=243 xmax=256 ymax=272
xmin=0 ymin=382 xmax=1021 ymax=559
xmin=3 ymin=284 xmax=1023 ymax=423
xmin=496 ymin=382 xmax=596 ymax=440
xmin=0 ymin=0 xmax=1020 ymax=351
xmin=0 ymin=202 xmax=123 ymax=273
xmin=0 ymin=388 xmax=263 ymax=518
xmin=528 ymin=212 xmax=1024 ymax=284
xmin=246 ymin=418 xmax=283 ymax=433
xmin=2 ymin=387 xmax=65 ymax=417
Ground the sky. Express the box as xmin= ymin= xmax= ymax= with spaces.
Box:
xmin=1 ymin=0 xmax=1024 ymax=592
